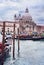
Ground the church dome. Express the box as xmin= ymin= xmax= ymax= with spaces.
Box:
xmin=22 ymin=8 xmax=32 ymax=21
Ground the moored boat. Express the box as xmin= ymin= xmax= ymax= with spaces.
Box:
xmin=32 ymin=36 xmax=44 ymax=41
xmin=16 ymin=34 xmax=44 ymax=40
xmin=16 ymin=34 xmax=33 ymax=40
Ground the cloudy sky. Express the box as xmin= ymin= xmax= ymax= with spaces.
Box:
xmin=0 ymin=0 xmax=44 ymax=25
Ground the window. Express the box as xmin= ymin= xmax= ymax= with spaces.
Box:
xmin=26 ymin=21 xmax=29 ymax=23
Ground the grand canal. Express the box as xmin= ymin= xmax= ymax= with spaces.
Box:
xmin=4 ymin=39 xmax=44 ymax=65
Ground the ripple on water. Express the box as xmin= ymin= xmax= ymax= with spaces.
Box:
xmin=4 ymin=40 xmax=44 ymax=65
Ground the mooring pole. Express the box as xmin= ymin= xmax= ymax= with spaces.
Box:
xmin=13 ymin=24 xmax=15 ymax=59
xmin=2 ymin=22 xmax=5 ymax=65
xmin=18 ymin=28 xmax=20 ymax=54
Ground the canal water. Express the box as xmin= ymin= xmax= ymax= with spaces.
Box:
xmin=4 ymin=40 xmax=44 ymax=65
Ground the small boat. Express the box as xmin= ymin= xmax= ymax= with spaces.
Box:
xmin=32 ymin=36 xmax=44 ymax=41
xmin=16 ymin=35 xmax=33 ymax=40
xmin=16 ymin=34 xmax=44 ymax=40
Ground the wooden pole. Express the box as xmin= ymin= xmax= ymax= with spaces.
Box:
xmin=2 ymin=22 xmax=5 ymax=44
xmin=2 ymin=22 xmax=5 ymax=65
xmin=18 ymin=28 xmax=20 ymax=54
xmin=13 ymin=24 xmax=15 ymax=59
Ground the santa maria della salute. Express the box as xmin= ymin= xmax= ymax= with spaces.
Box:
xmin=0 ymin=8 xmax=44 ymax=35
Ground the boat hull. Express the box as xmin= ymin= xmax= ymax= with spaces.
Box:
xmin=16 ymin=36 xmax=44 ymax=40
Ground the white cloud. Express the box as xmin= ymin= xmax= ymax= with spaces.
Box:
xmin=0 ymin=17 xmax=3 ymax=21
xmin=0 ymin=0 xmax=20 ymax=9
xmin=3 ymin=10 xmax=18 ymax=21
xmin=0 ymin=3 xmax=6 ymax=10
xmin=5 ymin=1 xmax=19 ymax=7
xmin=0 ymin=0 xmax=44 ymax=25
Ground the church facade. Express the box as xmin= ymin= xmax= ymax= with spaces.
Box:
xmin=14 ymin=8 xmax=40 ymax=35
xmin=16 ymin=8 xmax=44 ymax=35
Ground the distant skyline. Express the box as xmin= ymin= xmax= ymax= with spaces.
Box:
xmin=0 ymin=0 xmax=44 ymax=25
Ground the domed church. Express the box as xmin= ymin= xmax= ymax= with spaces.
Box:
xmin=18 ymin=8 xmax=37 ymax=35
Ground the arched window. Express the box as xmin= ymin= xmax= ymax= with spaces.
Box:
xmin=26 ymin=21 xmax=29 ymax=23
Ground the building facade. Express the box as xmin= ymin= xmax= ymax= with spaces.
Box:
xmin=16 ymin=8 xmax=37 ymax=35
xmin=0 ymin=8 xmax=44 ymax=35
